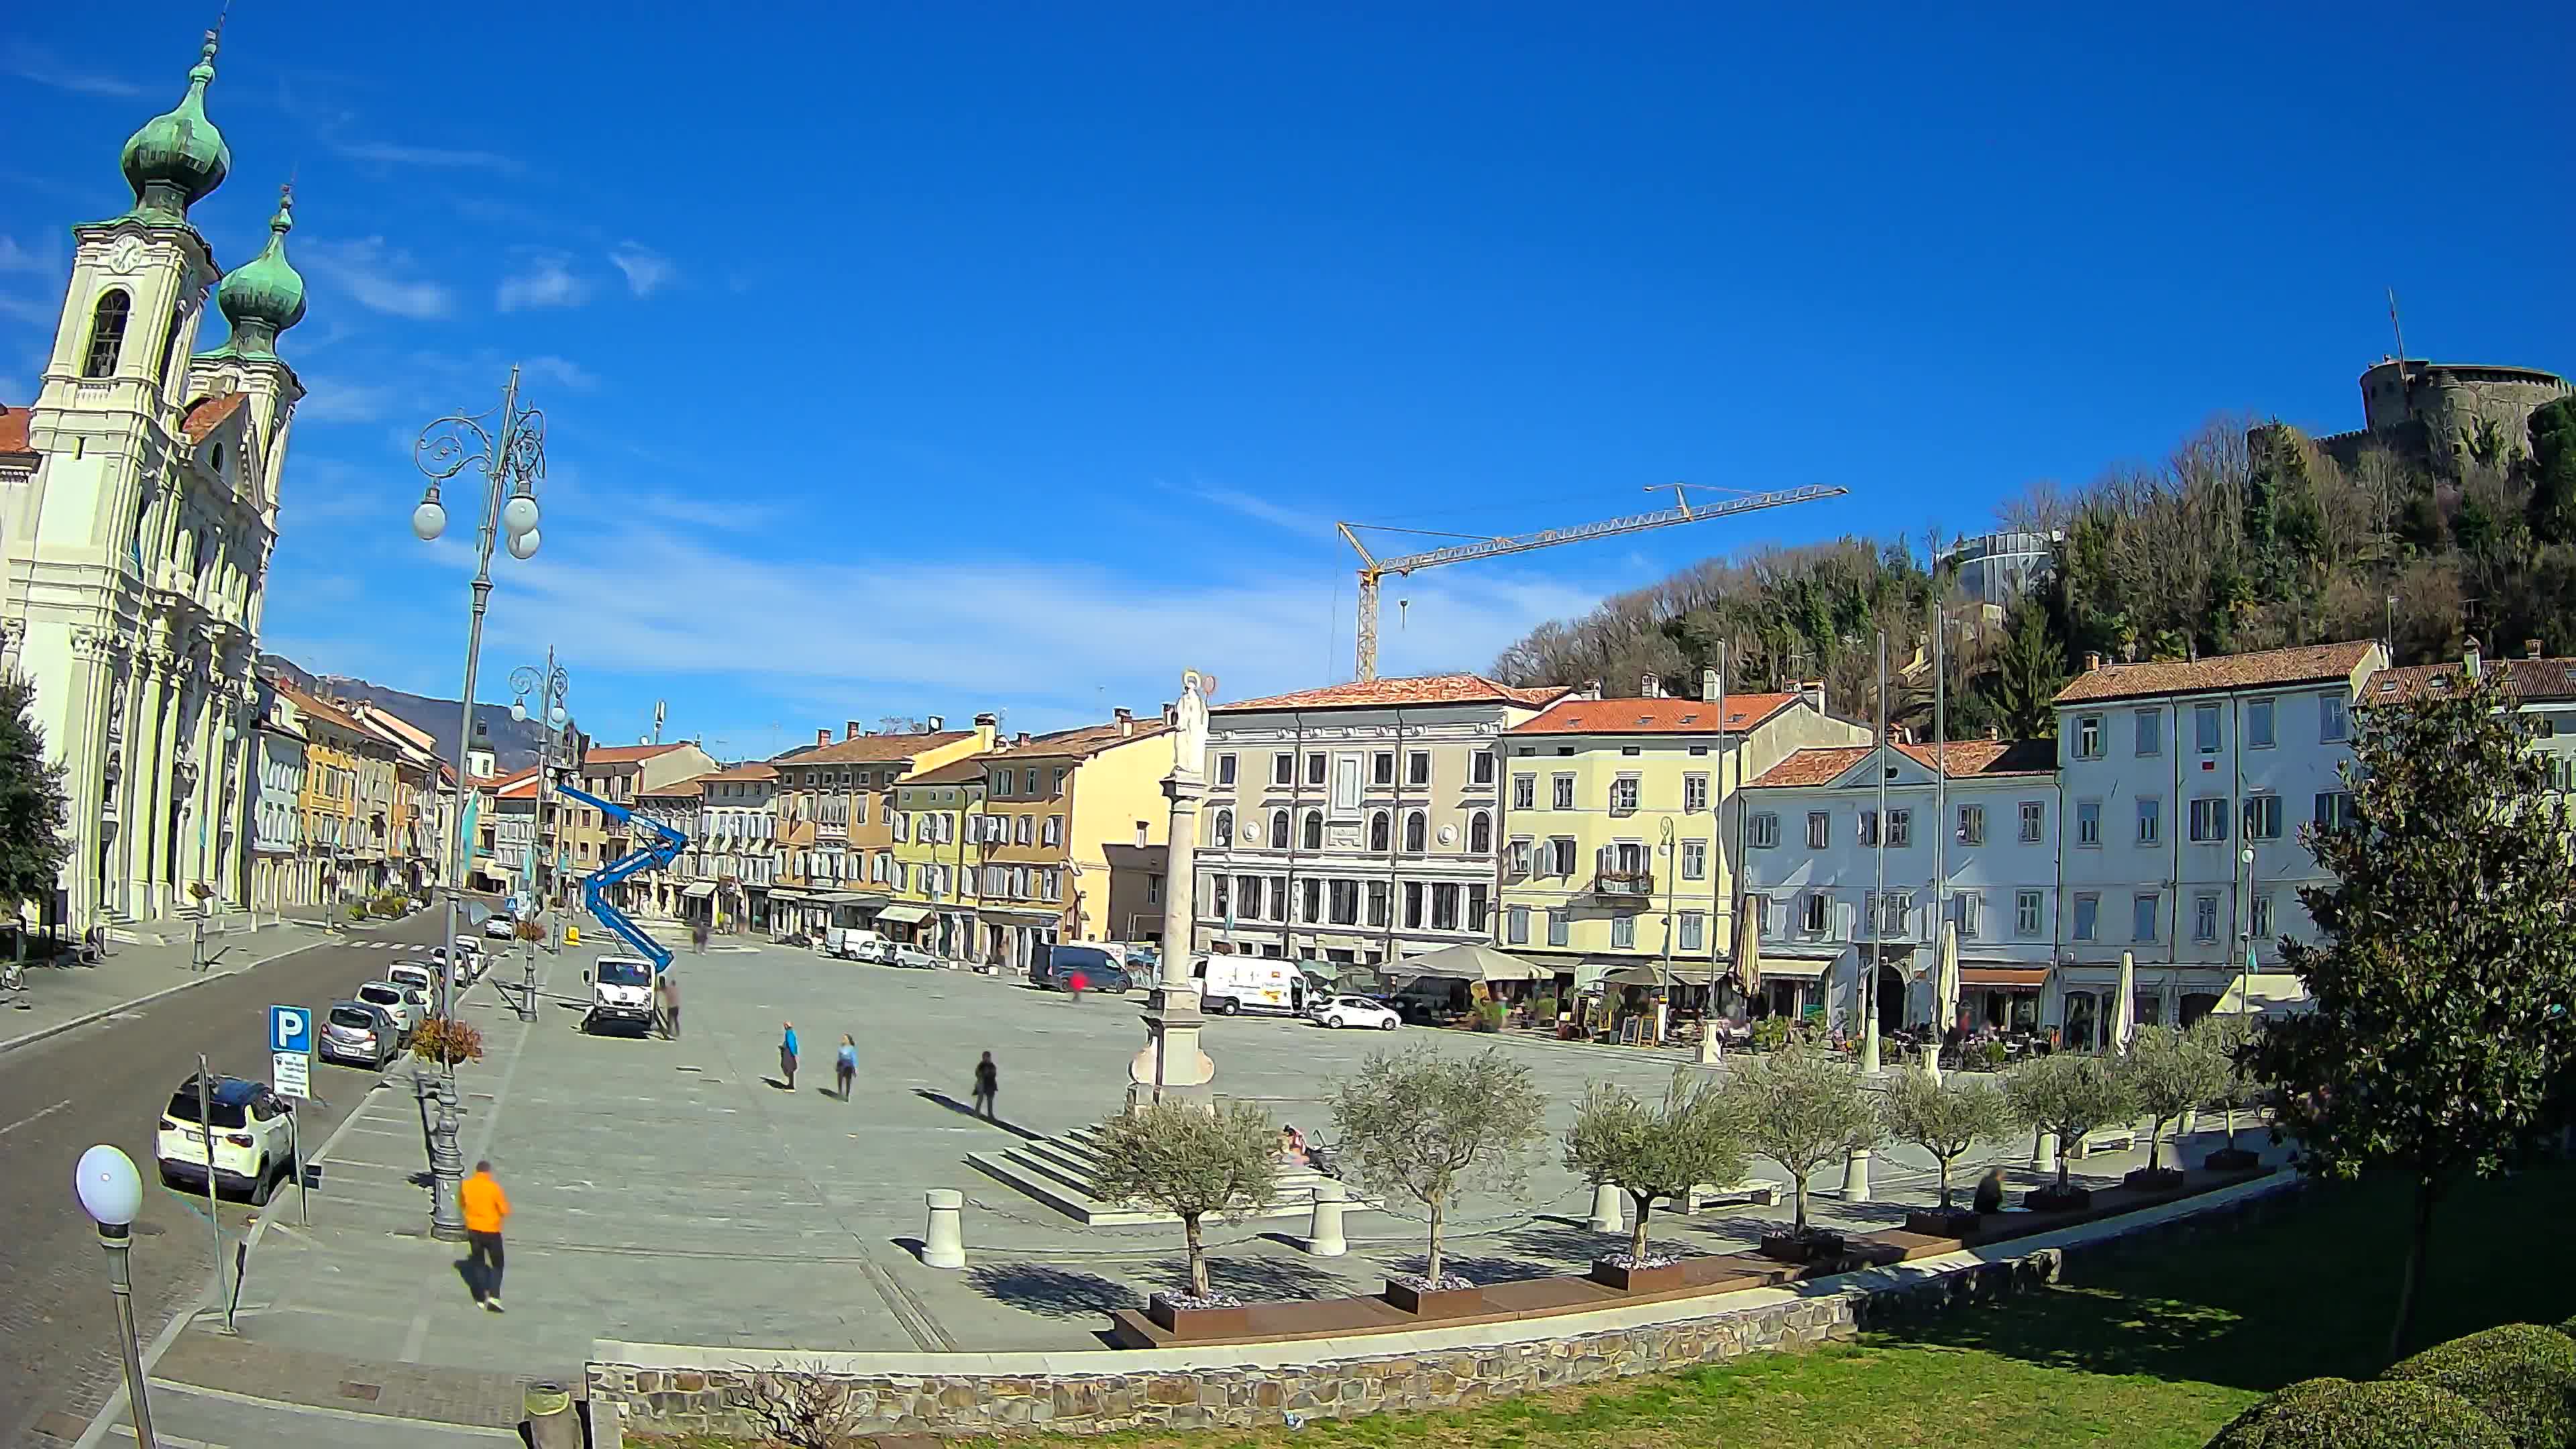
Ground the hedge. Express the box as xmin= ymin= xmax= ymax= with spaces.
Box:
xmin=2203 ymin=1377 xmax=2513 ymax=1449
xmin=2383 ymin=1323 xmax=2576 ymax=1449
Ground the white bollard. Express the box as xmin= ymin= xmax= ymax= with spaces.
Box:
xmin=1841 ymin=1147 xmax=1872 ymax=1203
xmin=1698 ymin=1020 xmax=1721 ymax=1065
xmin=1306 ymin=1180 xmax=1348 ymax=1257
xmin=2032 ymin=1130 xmax=2057 ymax=1172
xmin=1588 ymin=1182 xmax=1625 ymax=1234
xmin=922 ymin=1189 xmax=966 ymax=1269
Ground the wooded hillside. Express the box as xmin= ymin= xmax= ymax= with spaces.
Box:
xmin=1489 ymin=398 xmax=2576 ymax=740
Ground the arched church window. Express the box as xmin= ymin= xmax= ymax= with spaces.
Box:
xmin=155 ymin=308 xmax=184 ymax=388
xmin=84 ymin=290 xmax=132 ymax=378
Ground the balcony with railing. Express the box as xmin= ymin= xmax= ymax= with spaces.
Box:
xmin=1592 ymin=869 xmax=1654 ymax=898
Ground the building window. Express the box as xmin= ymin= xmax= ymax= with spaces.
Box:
xmin=1212 ymin=808 xmax=1232 ymax=847
xmin=83 ymin=288 xmax=131 ymax=378
xmin=1507 ymin=904 xmax=1529 ymax=945
xmin=1306 ymin=753 xmax=1328 ymax=787
xmin=1548 ymin=908 xmax=1569 ymax=947
xmin=2016 ymin=890 xmax=2043 ymax=938
xmin=1403 ymin=881 xmax=1424 ymax=928
xmin=1404 ymin=810 xmax=1428 ymax=853
xmin=2188 ymin=796 xmax=2229 ymax=843
xmin=1680 ymin=839 xmax=1707 ymax=880
xmin=2194 ymin=892 xmax=2220 ymax=943
xmin=1675 ymin=910 xmax=1704 ymax=953
xmin=1886 ymin=809 xmax=1911 ymax=848
xmin=2314 ymin=791 xmax=2355 ymax=830
xmin=2247 ymin=699 xmax=2275 ymax=749
xmin=1609 ymin=914 xmax=1635 ymax=949
xmin=1802 ymin=892 xmax=1831 ymax=935
xmin=2076 ymin=798 xmax=2101 ymax=847
xmin=1466 ymin=883 xmax=1488 ymax=932
xmin=2135 ymin=797 xmax=2160 ymax=846
xmin=1750 ymin=812 xmax=1778 ymax=849
xmin=1217 ymin=753 xmax=1236 ymax=786
xmin=1859 ymin=810 xmax=1879 ymax=848
xmin=2134 ymin=708 xmax=2161 ymax=757
xmin=1332 ymin=755 xmax=1362 ymax=811
xmin=2320 ymin=692 xmax=2349 ymax=743
xmin=1301 ymin=877 xmax=1324 ymax=923
xmin=1273 ymin=752 xmax=1294 ymax=786
xmin=1328 ymin=879 xmax=1360 ymax=925
xmin=1270 ymin=808 xmax=1290 ymax=848
xmin=1552 ymin=774 xmax=1575 ymax=810
xmin=1549 ymin=836 xmax=1578 ymax=876
xmin=2194 ymin=703 xmax=2222 ymax=754
xmin=1024 ymin=767 xmax=1040 ymax=794
xmin=1270 ymin=875 xmax=1289 ymax=921
xmin=1408 ymin=751 xmax=1431 ymax=786
xmin=1608 ymin=777 xmax=1639 ymax=814
xmin=2074 ymin=892 xmax=2099 ymax=941
xmin=2251 ymin=891 xmax=2275 ymax=938
xmin=1468 ymin=810 xmax=1492 ymax=854
xmin=1953 ymin=890 xmax=1982 ymax=940
xmin=1366 ymin=879 xmax=1389 ymax=926
xmin=2132 ymin=892 xmax=2159 ymax=943
xmin=1469 ymin=751 xmax=1497 ymax=787
xmin=1512 ymin=773 xmax=1535 ymax=810
xmin=2019 ymin=800 xmax=2044 ymax=842
xmin=1806 ymin=811 xmax=1829 ymax=849
xmin=1372 ymin=751 xmax=1395 ymax=786
xmin=1368 ymin=811 xmax=1390 ymax=853
xmin=1956 ymin=804 xmax=1984 ymax=846
xmin=1505 ymin=837 xmax=1531 ymax=875
xmin=1237 ymin=875 xmax=1263 ymax=920
xmin=1301 ymin=810 xmax=1324 ymax=851
xmin=1682 ymin=773 xmax=1709 ymax=812
xmin=2075 ymin=714 xmax=2103 ymax=759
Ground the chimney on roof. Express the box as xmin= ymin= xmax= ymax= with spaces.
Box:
xmin=1162 ymin=701 xmax=1177 ymax=728
xmin=1015 ymin=731 xmax=1031 ymax=747
xmin=1801 ymin=680 xmax=1825 ymax=713
xmin=2527 ymin=639 xmax=2543 ymax=660
xmin=1580 ymin=678 xmax=1603 ymax=700
xmin=1701 ymin=667 xmax=1718 ymax=702
xmin=1640 ymin=674 xmax=1660 ymax=698
xmin=972 ymin=711 xmax=999 ymax=751
xmin=815 ymin=728 xmax=830 ymax=747
xmin=845 ymin=720 xmax=863 ymax=741
xmin=2464 ymin=637 xmax=2482 ymax=681
xmin=1114 ymin=706 xmax=1134 ymax=736
xmin=926 ymin=714 xmax=944 ymax=731
xmin=2084 ymin=651 xmax=2102 ymax=673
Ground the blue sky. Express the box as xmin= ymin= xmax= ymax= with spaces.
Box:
xmin=5 ymin=4 xmax=2571 ymax=761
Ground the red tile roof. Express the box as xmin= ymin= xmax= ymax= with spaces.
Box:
xmin=181 ymin=392 xmax=247 ymax=443
xmin=1509 ymin=692 xmax=1803 ymax=736
xmin=769 ymin=731 xmax=972 ymax=766
xmin=492 ymin=769 xmax=539 ymax=800
xmin=0 ymin=404 xmax=32 ymax=456
xmin=986 ymin=718 xmax=1171 ymax=761
xmin=2052 ymin=641 xmax=2379 ymax=706
xmin=702 ymin=762 xmax=778 ymax=782
xmin=274 ymin=681 xmax=367 ymax=735
xmin=1750 ymin=739 xmax=2056 ymax=788
xmin=2367 ymin=655 xmax=2576 ymax=705
xmin=1217 ymin=674 xmax=1569 ymax=713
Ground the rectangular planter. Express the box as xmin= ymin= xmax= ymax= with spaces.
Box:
xmin=1903 ymin=1208 xmax=1984 ymax=1238
xmin=1588 ymin=1259 xmax=1686 ymax=1293
xmin=1758 ymin=1231 xmax=1844 ymax=1266
xmin=1144 ymin=1295 xmax=1250 ymax=1340
xmin=1381 ymin=1280 xmax=1484 ymax=1317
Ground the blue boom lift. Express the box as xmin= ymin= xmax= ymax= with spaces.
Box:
xmin=553 ymin=781 xmax=688 ymax=975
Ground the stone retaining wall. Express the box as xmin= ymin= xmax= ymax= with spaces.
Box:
xmin=593 ymin=1175 xmax=2302 ymax=1440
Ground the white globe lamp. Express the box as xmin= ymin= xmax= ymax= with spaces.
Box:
xmin=75 ymin=1144 xmax=142 ymax=1228
xmin=500 ymin=492 xmax=540 ymax=538
xmin=506 ymin=528 xmax=539 ymax=560
xmin=411 ymin=497 xmax=447 ymax=542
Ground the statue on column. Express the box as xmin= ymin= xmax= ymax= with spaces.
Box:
xmin=1172 ymin=669 xmax=1213 ymax=780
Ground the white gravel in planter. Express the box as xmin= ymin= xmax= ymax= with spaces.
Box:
xmin=1387 ymin=1272 xmax=1476 ymax=1293
xmin=1599 ymin=1251 xmax=1680 ymax=1270
xmin=1152 ymin=1291 xmax=1244 ymax=1311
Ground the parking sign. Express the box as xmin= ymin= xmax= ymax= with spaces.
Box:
xmin=270 ymin=1004 xmax=312 ymax=1055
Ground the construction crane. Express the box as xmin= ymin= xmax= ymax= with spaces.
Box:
xmin=1336 ymin=482 xmax=1847 ymax=681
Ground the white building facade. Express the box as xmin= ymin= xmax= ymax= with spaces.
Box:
xmin=0 ymin=34 xmax=308 ymax=930
xmin=248 ymin=680 xmax=305 ymax=912
xmin=2051 ymin=641 xmax=2386 ymax=1048
xmin=1741 ymin=739 xmax=2061 ymax=1034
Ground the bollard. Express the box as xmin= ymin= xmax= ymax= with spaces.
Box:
xmin=2032 ymin=1130 xmax=2057 ymax=1171
xmin=1841 ymin=1147 xmax=1872 ymax=1203
xmin=922 ymin=1189 xmax=966 ymax=1269
xmin=524 ymin=1380 xmax=580 ymax=1449
xmin=1306 ymin=1180 xmax=1348 ymax=1257
xmin=1587 ymin=1182 xmax=1625 ymax=1234
xmin=1698 ymin=1020 xmax=1721 ymax=1065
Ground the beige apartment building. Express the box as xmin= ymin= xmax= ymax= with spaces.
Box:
xmin=563 ymin=741 xmax=718 ymax=910
xmin=1192 ymin=674 xmax=1568 ymax=965
xmin=764 ymin=718 xmax=990 ymax=938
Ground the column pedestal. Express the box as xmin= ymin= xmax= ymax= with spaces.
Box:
xmin=1130 ymin=724 xmax=1216 ymax=1110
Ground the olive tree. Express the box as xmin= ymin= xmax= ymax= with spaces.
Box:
xmin=1332 ymin=1044 xmax=1546 ymax=1287
xmin=2002 ymin=1053 xmax=2135 ymax=1192
xmin=1876 ymin=1066 xmax=2013 ymax=1208
xmin=1562 ymin=1069 xmax=1748 ymax=1265
xmin=2188 ymin=1013 xmax=2259 ymax=1153
xmin=2118 ymin=1024 xmax=2230 ymax=1172
xmin=1721 ymin=1041 xmax=1880 ymax=1233
xmin=1089 ymin=1099 xmax=1281 ymax=1301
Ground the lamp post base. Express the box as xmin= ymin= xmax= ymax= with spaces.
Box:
xmin=422 ymin=1073 xmax=468 ymax=1242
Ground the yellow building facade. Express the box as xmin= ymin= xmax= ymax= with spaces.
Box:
xmin=1497 ymin=680 xmax=1868 ymax=994
xmin=887 ymin=761 xmax=987 ymax=959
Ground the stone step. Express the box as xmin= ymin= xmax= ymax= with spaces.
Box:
xmin=965 ymin=1125 xmax=1368 ymax=1227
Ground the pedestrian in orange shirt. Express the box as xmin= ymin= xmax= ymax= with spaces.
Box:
xmin=461 ymin=1159 xmax=511 ymax=1311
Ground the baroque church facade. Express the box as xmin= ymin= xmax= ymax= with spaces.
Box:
xmin=0 ymin=31 xmax=308 ymax=928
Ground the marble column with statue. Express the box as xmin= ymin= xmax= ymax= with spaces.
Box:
xmin=1129 ymin=669 xmax=1217 ymax=1109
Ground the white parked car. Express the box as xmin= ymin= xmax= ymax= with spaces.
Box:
xmin=356 ymin=980 xmax=425 ymax=1038
xmin=889 ymin=943 xmax=938 ymax=969
xmin=426 ymin=945 xmax=481 ymax=987
xmin=156 ymin=1074 xmax=299 ymax=1204
xmin=386 ymin=962 xmax=437 ymax=999
xmin=1310 ymin=994 xmax=1401 ymax=1030
xmin=482 ymin=914 xmax=519 ymax=941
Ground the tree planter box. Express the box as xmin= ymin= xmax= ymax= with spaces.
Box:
xmin=2204 ymin=1146 xmax=2262 ymax=1172
xmin=2122 ymin=1167 xmax=2186 ymax=1192
xmin=1904 ymin=1208 xmax=1984 ymax=1238
xmin=1143 ymin=1294 xmax=1250 ymax=1340
xmin=1758 ymin=1230 xmax=1845 ymax=1265
xmin=2025 ymin=1185 xmax=2093 ymax=1212
xmin=1588 ymin=1258 xmax=1686 ymax=1293
xmin=1381 ymin=1280 xmax=1483 ymax=1316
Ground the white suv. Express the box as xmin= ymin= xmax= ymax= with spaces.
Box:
xmin=156 ymin=1075 xmax=299 ymax=1204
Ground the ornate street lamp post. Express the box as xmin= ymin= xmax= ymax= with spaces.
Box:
xmin=509 ymin=652 xmax=570 ymax=1018
xmin=411 ymin=366 xmax=546 ymax=1242
xmin=74 ymin=1144 xmax=158 ymax=1449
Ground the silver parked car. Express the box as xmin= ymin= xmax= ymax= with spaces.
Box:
xmin=320 ymin=1000 xmax=402 ymax=1069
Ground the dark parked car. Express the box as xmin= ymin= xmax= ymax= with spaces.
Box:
xmin=319 ymin=1000 xmax=402 ymax=1069
xmin=1028 ymin=942 xmax=1135 ymax=993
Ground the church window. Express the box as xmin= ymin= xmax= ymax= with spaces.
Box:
xmin=84 ymin=290 xmax=132 ymax=378
xmin=155 ymin=308 xmax=184 ymax=388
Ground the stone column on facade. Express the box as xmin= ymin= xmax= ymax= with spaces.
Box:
xmin=1129 ymin=671 xmax=1215 ymax=1110
xmin=129 ymin=655 xmax=172 ymax=916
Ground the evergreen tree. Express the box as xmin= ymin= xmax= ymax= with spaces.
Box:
xmin=2526 ymin=396 xmax=2576 ymax=545
xmin=0 ymin=674 xmax=73 ymax=926
xmin=2251 ymin=668 xmax=2576 ymax=1358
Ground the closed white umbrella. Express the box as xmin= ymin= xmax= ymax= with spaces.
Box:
xmin=2114 ymin=949 xmax=2137 ymax=1055
xmin=1734 ymin=897 xmax=1762 ymax=1020
xmin=1928 ymin=920 xmax=1962 ymax=1081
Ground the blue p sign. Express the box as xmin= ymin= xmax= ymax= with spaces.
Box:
xmin=270 ymin=1005 xmax=312 ymax=1055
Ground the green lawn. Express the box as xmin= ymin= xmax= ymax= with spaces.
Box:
xmin=647 ymin=1163 xmax=2575 ymax=1449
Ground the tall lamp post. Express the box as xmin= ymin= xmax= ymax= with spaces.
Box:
xmin=510 ymin=653 xmax=570 ymax=1018
xmin=411 ymin=366 xmax=547 ymax=1242
xmin=74 ymin=1145 xmax=157 ymax=1449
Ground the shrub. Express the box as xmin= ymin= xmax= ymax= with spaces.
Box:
xmin=1750 ymin=1016 xmax=1797 ymax=1053
xmin=2203 ymin=1377 xmax=2513 ymax=1448
xmin=1469 ymin=1002 xmax=1505 ymax=1033
xmin=1528 ymin=994 xmax=1559 ymax=1024
xmin=2383 ymin=1323 xmax=2576 ymax=1449
xmin=345 ymin=904 xmax=368 ymax=922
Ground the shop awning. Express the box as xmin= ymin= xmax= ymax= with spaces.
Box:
xmin=2214 ymin=972 xmax=2314 ymax=1018
xmin=1601 ymin=963 xmax=1717 ymax=987
xmin=763 ymin=888 xmax=805 ymax=901
xmin=682 ymin=881 xmax=718 ymax=900
xmin=810 ymin=891 xmax=887 ymax=906
xmin=875 ymin=904 xmax=933 ymax=924
xmin=1384 ymin=943 xmax=1548 ymax=983
xmin=1752 ymin=955 xmax=1831 ymax=979
xmin=1960 ymin=966 xmax=2049 ymax=988
xmin=979 ymin=906 xmax=1062 ymax=923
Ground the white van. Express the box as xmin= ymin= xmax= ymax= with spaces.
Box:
xmin=826 ymin=927 xmax=889 ymax=963
xmin=1192 ymin=955 xmax=1309 ymax=1016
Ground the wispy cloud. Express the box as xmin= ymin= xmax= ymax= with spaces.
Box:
xmin=0 ymin=235 xmax=53 ymax=274
xmin=297 ymin=378 xmax=401 ymax=424
xmin=496 ymin=253 xmax=590 ymax=312
xmin=300 ymin=237 xmax=455 ymax=319
xmin=1183 ymin=482 xmax=1340 ymax=541
xmin=518 ymin=355 xmax=600 ymax=392
xmin=1 ymin=44 xmax=145 ymax=97
xmin=629 ymin=493 xmax=780 ymax=532
xmin=331 ymin=140 xmax=523 ymax=174
xmin=0 ymin=294 xmax=54 ymax=327
xmin=608 ymin=243 xmax=678 ymax=299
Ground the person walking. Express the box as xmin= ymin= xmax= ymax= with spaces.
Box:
xmin=1067 ymin=967 xmax=1087 ymax=1004
xmin=462 ymin=1159 xmax=511 ymax=1311
xmin=971 ymin=1051 xmax=998 ymax=1120
xmin=780 ymin=1021 xmax=800 ymax=1089
xmin=692 ymin=920 xmax=709 ymax=954
xmin=657 ymin=971 xmax=681 ymax=1040
xmin=835 ymin=1034 xmax=857 ymax=1101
